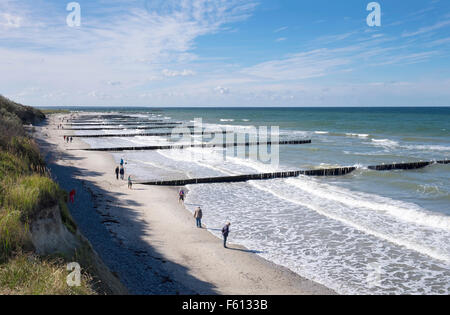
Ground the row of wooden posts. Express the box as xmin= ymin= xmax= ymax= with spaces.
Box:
xmin=139 ymin=160 xmax=449 ymax=186
xmin=62 ymin=117 xmax=449 ymax=186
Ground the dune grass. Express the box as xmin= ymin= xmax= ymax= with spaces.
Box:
xmin=0 ymin=253 xmax=95 ymax=295
xmin=3 ymin=176 xmax=59 ymax=217
xmin=0 ymin=96 xmax=98 ymax=295
xmin=0 ymin=208 xmax=31 ymax=262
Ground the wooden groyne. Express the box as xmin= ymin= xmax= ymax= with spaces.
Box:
xmin=368 ymin=160 xmax=449 ymax=171
xmin=138 ymin=159 xmax=449 ymax=186
xmin=63 ymin=125 xmax=186 ymax=131
xmin=69 ymin=114 xmax=143 ymax=120
xmin=67 ymin=118 xmax=164 ymax=123
xmin=80 ymin=140 xmax=312 ymax=152
xmin=65 ymin=121 xmax=179 ymax=126
xmin=65 ymin=129 xmax=230 ymax=138
xmin=140 ymin=167 xmax=357 ymax=186
xmin=64 ymin=121 xmax=166 ymax=126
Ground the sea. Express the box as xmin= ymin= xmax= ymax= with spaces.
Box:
xmin=57 ymin=107 xmax=450 ymax=295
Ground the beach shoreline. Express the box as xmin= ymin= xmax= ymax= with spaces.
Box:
xmin=36 ymin=113 xmax=335 ymax=295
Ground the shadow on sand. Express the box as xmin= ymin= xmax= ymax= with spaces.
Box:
xmin=36 ymin=120 xmax=218 ymax=295
xmin=225 ymin=247 xmax=265 ymax=254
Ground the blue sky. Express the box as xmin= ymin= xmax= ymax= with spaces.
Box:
xmin=0 ymin=0 xmax=449 ymax=107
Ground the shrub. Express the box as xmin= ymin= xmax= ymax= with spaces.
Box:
xmin=0 ymin=95 xmax=45 ymax=125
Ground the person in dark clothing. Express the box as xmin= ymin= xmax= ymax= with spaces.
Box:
xmin=222 ymin=222 xmax=231 ymax=248
xmin=194 ymin=207 xmax=203 ymax=228
xmin=179 ymin=189 xmax=185 ymax=203
xmin=115 ymin=166 xmax=119 ymax=180
xmin=119 ymin=166 xmax=125 ymax=180
xmin=128 ymin=175 xmax=133 ymax=189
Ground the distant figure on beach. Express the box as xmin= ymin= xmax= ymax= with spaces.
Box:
xmin=120 ymin=166 xmax=125 ymax=180
xmin=64 ymin=136 xmax=66 ymax=141
xmin=222 ymin=222 xmax=231 ymax=248
xmin=178 ymin=189 xmax=185 ymax=203
xmin=120 ymin=158 xmax=124 ymax=167
xmin=69 ymin=189 xmax=76 ymax=204
xmin=194 ymin=207 xmax=203 ymax=228
xmin=128 ymin=175 xmax=133 ymax=189
xmin=115 ymin=166 xmax=119 ymax=180
xmin=70 ymin=137 xmax=73 ymax=143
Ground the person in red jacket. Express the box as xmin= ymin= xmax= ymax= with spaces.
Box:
xmin=69 ymin=189 xmax=76 ymax=203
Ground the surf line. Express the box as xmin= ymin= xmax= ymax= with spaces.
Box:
xmin=76 ymin=140 xmax=312 ymax=152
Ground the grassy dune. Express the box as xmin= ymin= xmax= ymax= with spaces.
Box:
xmin=0 ymin=95 xmax=95 ymax=295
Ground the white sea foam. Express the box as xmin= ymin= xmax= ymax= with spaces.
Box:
xmin=369 ymin=138 xmax=450 ymax=153
xmin=371 ymin=139 xmax=400 ymax=148
xmin=403 ymin=144 xmax=450 ymax=152
xmin=285 ymin=178 xmax=450 ymax=231
xmin=346 ymin=133 xmax=370 ymax=138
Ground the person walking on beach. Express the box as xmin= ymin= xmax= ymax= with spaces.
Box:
xmin=194 ymin=207 xmax=203 ymax=228
xmin=222 ymin=222 xmax=231 ymax=248
xmin=128 ymin=175 xmax=133 ymax=189
xmin=179 ymin=189 xmax=185 ymax=203
xmin=69 ymin=189 xmax=76 ymax=204
xmin=115 ymin=166 xmax=119 ymax=180
xmin=119 ymin=166 xmax=125 ymax=180
xmin=120 ymin=158 xmax=124 ymax=167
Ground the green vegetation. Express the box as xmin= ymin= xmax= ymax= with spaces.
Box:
xmin=40 ymin=109 xmax=71 ymax=115
xmin=0 ymin=253 xmax=94 ymax=295
xmin=0 ymin=95 xmax=95 ymax=295
xmin=0 ymin=95 xmax=45 ymax=125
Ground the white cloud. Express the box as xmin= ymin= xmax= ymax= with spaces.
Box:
xmin=273 ymin=26 xmax=288 ymax=33
xmin=214 ymin=86 xmax=230 ymax=94
xmin=162 ymin=69 xmax=195 ymax=77
xmin=402 ymin=20 xmax=450 ymax=37
xmin=1 ymin=0 xmax=449 ymax=107
xmin=0 ymin=13 xmax=22 ymax=28
xmin=242 ymin=48 xmax=351 ymax=81
xmin=0 ymin=0 xmax=257 ymax=105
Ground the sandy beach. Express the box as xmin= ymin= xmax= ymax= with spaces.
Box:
xmin=36 ymin=113 xmax=335 ymax=295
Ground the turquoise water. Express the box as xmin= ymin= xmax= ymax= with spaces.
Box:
xmin=60 ymin=107 xmax=450 ymax=294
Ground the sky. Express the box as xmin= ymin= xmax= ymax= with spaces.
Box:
xmin=0 ymin=0 xmax=449 ymax=107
